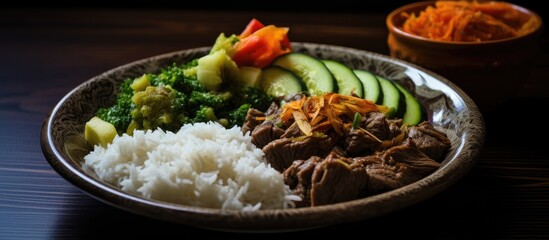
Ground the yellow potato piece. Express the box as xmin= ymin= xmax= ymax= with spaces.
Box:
xmin=236 ymin=66 xmax=262 ymax=87
xmin=85 ymin=117 xmax=117 ymax=147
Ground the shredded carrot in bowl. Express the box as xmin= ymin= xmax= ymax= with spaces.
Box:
xmin=402 ymin=1 xmax=539 ymax=42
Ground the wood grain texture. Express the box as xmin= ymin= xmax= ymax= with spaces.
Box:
xmin=1 ymin=7 xmax=548 ymax=239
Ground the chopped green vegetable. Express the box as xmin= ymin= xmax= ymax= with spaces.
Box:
xmin=189 ymin=91 xmax=227 ymax=109
xmin=91 ymin=37 xmax=278 ymax=138
xmin=151 ymin=61 xmax=203 ymax=94
xmin=96 ymin=79 xmax=134 ymax=133
xmin=241 ymin=86 xmax=273 ymax=111
xmin=131 ymin=86 xmax=180 ymax=131
xmin=352 ymin=112 xmax=362 ymax=130
xmin=94 ymin=55 xmax=274 ymax=135
xmin=228 ymin=104 xmax=250 ymax=127
xmin=193 ymin=106 xmax=218 ymax=123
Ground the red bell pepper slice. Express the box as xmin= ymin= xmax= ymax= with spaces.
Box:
xmin=239 ymin=18 xmax=265 ymax=39
xmin=232 ymin=25 xmax=291 ymax=68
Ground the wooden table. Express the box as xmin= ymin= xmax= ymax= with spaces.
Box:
xmin=2 ymin=6 xmax=548 ymax=239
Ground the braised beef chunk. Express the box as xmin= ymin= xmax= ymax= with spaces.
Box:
xmin=408 ymin=121 xmax=451 ymax=160
xmin=283 ymin=93 xmax=306 ymax=102
xmin=326 ymin=146 xmax=346 ymax=158
xmin=264 ymin=102 xmax=280 ymax=116
xmin=363 ymin=161 xmax=400 ymax=193
xmin=250 ymin=122 xmax=285 ymax=149
xmin=382 ymin=139 xmax=441 ymax=174
xmin=279 ymin=126 xmax=446 ymax=207
xmin=354 ymin=155 xmax=384 ymax=166
xmin=263 ymin=136 xmax=335 ymax=172
xmin=387 ymin=118 xmax=403 ymax=128
xmin=363 ymin=112 xmax=391 ymax=140
xmin=365 ymin=139 xmax=440 ymax=193
xmin=246 ymin=93 xmax=451 ymax=207
xmin=310 ymin=154 xmax=369 ymax=206
xmin=345 ymin=112 xmax=406 ymax=155
xmin=345 ymin=129 xmax=381 ymax=157
xmin=280 ymin=123 xmax=303 ymax=139
xmin=283 ymin=156 xmax=322 ymax=207
xmin=375 ymin=132 xmax=406 ymax=152
xmin=242 ymin=108 xmax=265 ymax=134
xmin=387 ymin=120 xmax=403 ymax=139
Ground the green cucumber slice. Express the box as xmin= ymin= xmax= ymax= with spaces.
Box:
xmin=273 ymin=53 xmax=335 ymax=96
xmin=394 ymin=82 xmax=424 ymax=125
xmin=353 ymin=69 xmax=381 ymax=103
xmin=261 ymin=66 xmax=304 ymax=97
xmin=322 ymin=60 xmax=364 ymax=98
xmin=376 ymin=76 xmax=400 ymax=118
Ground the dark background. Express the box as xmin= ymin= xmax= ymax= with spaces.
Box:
xmin=5 ymin=0 xmax=546 ymax=33
xmin=5 ymin=0 xmax=548 ymax=14
xmin=2 ymin=1 xmax=548 ymax=239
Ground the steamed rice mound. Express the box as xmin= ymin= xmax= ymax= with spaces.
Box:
xmin=83 ymin=122 xmax=297 ymax=211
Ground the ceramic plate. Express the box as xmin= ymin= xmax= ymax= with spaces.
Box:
xmin=40 ymin=43 xmax=485 ymax=232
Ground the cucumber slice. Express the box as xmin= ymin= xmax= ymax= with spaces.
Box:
xmin=376 ymin=76 xmax=400 ymax=118
xmin=322 ymin=60 xmax=363 ymax=98
xmin=353 ymin=70 xmax=381 ymax=103
xmin=394 ymin=82 xmax=424 ymax=125
xmin=273 ymin=53 xmax=335 ymax=96
xmin=261 ymin=66 xmax=304 ymax=97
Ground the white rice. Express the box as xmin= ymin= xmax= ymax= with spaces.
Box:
xmin=83 ymin=122 xmax=298 ymax=211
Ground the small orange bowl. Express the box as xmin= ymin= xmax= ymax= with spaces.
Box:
xmin=386 ymin=1 xmax=543 ymax=109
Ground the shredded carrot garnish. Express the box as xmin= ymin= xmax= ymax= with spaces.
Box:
xmin=402 ymin=1 xmax=538 ymax=42
xmin=278 ymin=93 xmax=388 ymax=136
xmin=292 ymin=111 xmax=313 ymax=136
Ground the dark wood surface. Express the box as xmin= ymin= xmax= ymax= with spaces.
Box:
xmin=2 ymin=6 xmax=549 ymax=239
